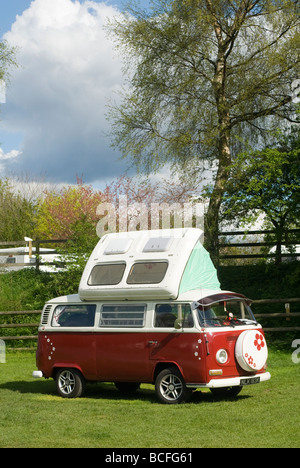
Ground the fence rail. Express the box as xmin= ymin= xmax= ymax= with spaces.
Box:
xmin=219 ymin=228 xmax=300 ymax=261
xmin=0 ymin=239 xmax=68 ymax=271
xmin=0 ymin=298 xmax=299 ymax=349
xmin=1 ymin=230 xmax=300 ymax=270
xmin=0 ymin=310 xmax=41 ymax=346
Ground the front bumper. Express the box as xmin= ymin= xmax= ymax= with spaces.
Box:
xmin=186 ymin=371 xmax=271 ymax=388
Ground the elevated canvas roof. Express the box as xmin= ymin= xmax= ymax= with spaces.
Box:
xmin=79 ymin=228 xmax=220 ymax=301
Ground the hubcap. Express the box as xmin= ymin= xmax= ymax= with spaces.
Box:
xmin=58 ymin=370 xmax=75 ymax=395
xmin=160 ymin=374 xmax=183 ymax=401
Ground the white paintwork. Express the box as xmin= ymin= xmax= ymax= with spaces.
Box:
xmin=79 ymin=228 xmax=205 ymax=300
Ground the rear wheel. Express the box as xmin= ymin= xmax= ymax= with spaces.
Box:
xmin=55 ymin=368 xmax=85 ymax=398
xmin=155 ymin=367 xmax=191 ymax=404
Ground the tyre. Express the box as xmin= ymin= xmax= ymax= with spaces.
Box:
xmin=115 ymin=382 xmax=140 ymax=394
xmin=155 ymin=367 xmax=191 ymax=404
xmin=210 ymin=385 xmax=243 ymax=397
xmin=55 ymin=368 xmax=86 ymax=398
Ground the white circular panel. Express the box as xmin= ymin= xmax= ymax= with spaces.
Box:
xmin=235 ymin=330 xmax=268 ymax=372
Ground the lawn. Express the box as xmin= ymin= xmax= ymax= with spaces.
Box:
xmin=0 ymin=349 xmax=299 ymax=448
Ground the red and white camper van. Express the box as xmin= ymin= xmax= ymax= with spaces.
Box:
xmin=33 ymin=229 xmax=270 ymax=403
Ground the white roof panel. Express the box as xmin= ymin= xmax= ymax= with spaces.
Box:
xmin=79 ymin=228 xmax=206 ymax=301
xmin=142 ymin=236 xmax=172 ymax=253
xmin=104 ymin=238 xmax=132 ymax=255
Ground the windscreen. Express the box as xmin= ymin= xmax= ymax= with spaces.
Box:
xmin=196 ymin=300 xmax=257 ymax=328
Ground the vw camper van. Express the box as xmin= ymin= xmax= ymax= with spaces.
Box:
xmin=33 ymin=228 xmax=270 ymax=403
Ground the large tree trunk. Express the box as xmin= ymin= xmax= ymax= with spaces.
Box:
xmin=204 ymin=28 xmax=232 ymax=265
xmin=205 ymin=125 xmax=231 ymax=265
xmin=273 ymin=219 xmax=286 ymax=266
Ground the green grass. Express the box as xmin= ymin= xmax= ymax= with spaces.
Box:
xmin=0 ymin=349 xmax=299 ymax=448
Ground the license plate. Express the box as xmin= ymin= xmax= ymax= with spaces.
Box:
xmin=240 ymin=377 xmax=260 ymax=385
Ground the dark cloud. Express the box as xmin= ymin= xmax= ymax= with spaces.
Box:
xmin=1 ymin=0 xmax=128 ymax=184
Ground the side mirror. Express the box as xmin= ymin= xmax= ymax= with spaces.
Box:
xmin=174 ymin=318 xmax=183 ymax=330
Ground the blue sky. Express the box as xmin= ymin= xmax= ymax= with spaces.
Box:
xmin=0 ymin=1 xmax=32 ymax=36
xmin=0 ymin=0 xmax=149 ymax=34
xmin=0 ymin=0 xmax=151 ymax=187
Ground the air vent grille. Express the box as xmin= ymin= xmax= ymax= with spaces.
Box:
xmin=41 ymin=304 xmax=52 ymax=325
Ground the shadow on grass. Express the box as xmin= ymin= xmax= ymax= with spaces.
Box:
xmin=0 ymin=379 xmax=252 ymax=404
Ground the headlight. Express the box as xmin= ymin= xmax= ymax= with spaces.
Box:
xmin=216 ymin=349 xmax=228 ymax=364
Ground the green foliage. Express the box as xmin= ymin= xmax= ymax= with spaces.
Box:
xmin=219 ymin=262 xmax=300 ymax=349
xmin=107 ymin=0 xmax=300 ymax=256
xmin=0 ymin=269 xmax=55 ymax=312
xmin=0 ymin=179 xmax=37 ymax=240
xmin=219 ymin=262 xmax=300 ymax=301
xmin=108 ymin=0 xmax=300 ymax=170
xmin=222 ymin=126 xmax=300 ymax=263
xmin=36 ymin=184 xmax=102 ymax=249
xmin=223 ymin=127 xmax=300 ymax=229
xmin=0 ymin=39 xmax=18 ymax=84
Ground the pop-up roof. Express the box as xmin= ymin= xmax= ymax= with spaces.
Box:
xmin=78 ymin=228 xmax=220 ymax=301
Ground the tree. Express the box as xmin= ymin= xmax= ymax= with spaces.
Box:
xmin=0 ymin=179 xmax=36 ymax=240
xmin=107 ymin=0 xmax=300 ymax=263
xmin=36 ymin=184 xmax=103 ymax=253
xmin=0 ymin=38 xmax=18 ymax=100
xmin=222 ymin=126 xmax=300 ymax=264
xmin=0 ymin=40 xmax=20 ymax=239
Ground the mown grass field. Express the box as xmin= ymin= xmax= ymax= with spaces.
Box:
xmin=0 ymin=348 xmax=299 ymax=448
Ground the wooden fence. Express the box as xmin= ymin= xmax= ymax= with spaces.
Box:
xmin=0 ymin=298 xmax=299 ymax=350
xmin=0 ymin=229 xmax=299 ymax=271
xmin=0 ymin=233 xmax=299 ymax=348
xmin=252 ymin=298 xmax=300 ymax=332
xmin=219 ymin=228 xmax=300 ymax=262
xmin=0 ymin=239 xmax=68 ymax=272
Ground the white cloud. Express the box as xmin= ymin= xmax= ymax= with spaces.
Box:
xmin=0 ymin=147 xmax=22 ymax=176
xmin=0 ymin=148 xmax=21 ymax=160
xmin=1 ymin=0 xmax=128 ymax=184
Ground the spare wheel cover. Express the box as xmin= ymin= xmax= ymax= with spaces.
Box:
xmin=235 ymin=330 xmax=268 ymax=372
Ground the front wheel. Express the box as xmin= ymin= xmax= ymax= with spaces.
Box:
xmin=55 ymin=368 xmax=85 ymax=398
xmin=155 ymin=367 xmax=191 ymax=404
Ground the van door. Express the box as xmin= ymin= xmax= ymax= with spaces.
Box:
xmin=148 ymin=303 xmax=206 ymax=384
xmin=95 ymin=304 xmax=150 ymax=382
xmin=43 ymin=303 xmax=97 ymax=380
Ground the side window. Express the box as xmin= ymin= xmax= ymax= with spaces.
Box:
xmin=88 ymin=263 xmax=126 ymax=286
xmin=52 ymin=304 xmax=96 ymax=327
xmin=100 ymin=304 xmax=146 ymax=328
xmin=155 ymin=304 xmax=193 ymax=328
xmin=127 ymin=262 xmax=168 ymax=284
xmin=6 ymin=257 xmax=16 ymax=264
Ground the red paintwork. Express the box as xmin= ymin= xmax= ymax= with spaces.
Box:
xmin=36 ymin=327 xmax=268 ymax=384
xmin=204 ymin=329 xmax=267 ymax=381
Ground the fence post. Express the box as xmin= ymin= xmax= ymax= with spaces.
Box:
xmin=35 ymin=239 xmax=40 ymax=272
xmin=285 ymin=303 xmax=291 ymax=321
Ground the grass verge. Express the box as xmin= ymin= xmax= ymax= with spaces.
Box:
xmin=0 ymin=349 xmax=299 ymax=448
